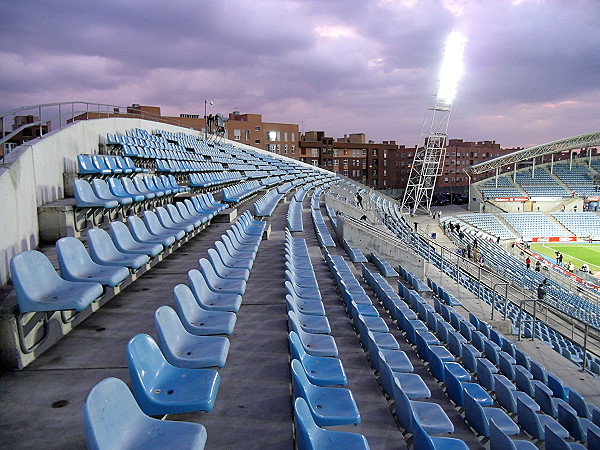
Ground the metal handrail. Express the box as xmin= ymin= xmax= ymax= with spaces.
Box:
xmin=1 ymin=101 xmax=202 ymax=164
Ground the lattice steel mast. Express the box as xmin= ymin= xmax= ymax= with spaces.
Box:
xmin=401 ymin=31 xmax=467 ymax=215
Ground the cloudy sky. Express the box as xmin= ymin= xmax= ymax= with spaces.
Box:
xmin=1 ymin=0 xmax=599 ymax=148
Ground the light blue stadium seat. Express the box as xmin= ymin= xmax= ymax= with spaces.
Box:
xmin=155 ymin=205 xmax=192 ymax=233
xmin=143 ymin=210 xmax=185 ymax=241
xmin=198 ymin=258 xmax=246 ymax=297
xmin=285 ymin=292 xmax=326 ymax=317
xmin=291 ymin=325 xmax=338 ymax=358
xmin=154 ymin=305 xmax=229 ymax=369
xmin=288 ymin=310 xmax=331 ymax=335
xmin=56 ymin=237 xmax=129 ymax=287
xmin=172 ymin=203 xmax=202 ymax=229
xmin=126 ymin=334 xmax=220 ymax=416
xmin=465 ymin=389 xmax=519 ymax=437
xmin=207 ymin=248 xmax=250 ymax=282
xmin=392 ymin=378 xmax=453 ymax=435
xmin=87 ymin=228 xmax=149 ymax=269
xmin=109 ymin=221 xmax=163 ymax=257
xmin=517 ymin=397 xmax=569 ymax=440
xmin=10 ymin=250 xmax=103 ymax=313
xmin=108 ymin=179 xmax=145 ymax=211
xmin=412 ymin=414 xmax=469 ymax=450
xmin=113 ymin=155 xmax=134 ymax=175
xmin=188 ymin=268 xmax=242 ymax=312
xmin=291 ymin=359 xmax=360 ymax=427
xmin=133 ymin=177 xmax=163 ymax=199
xmin=91 ymin=178 xmax=133 ymax=206
xmin=173 ymin=284 xmax=236 ymax=336
xmin=215 ymin=240 xmax=253 ymax=271
xmin=289 ymin=331 xmax=346 ymax=386
xmin=444 ymin=366 xmax=493 ymax=408
xmin=92 ymin=154 xmax=119 ymax=175
xmin=83 ymin=377 xmax=207 ymax=450
xmin=293 ymin=397 xmax=369 ymax=450
xmin=379 ymin=358 xmax=431 ymax=400
xmin=121 ymin=177 xmax=155 ymax=201
xmin=489 ymin=419 xmax=538 ymax=450
xmin=128 ymin=214 xmax=176 ymax=247
xmin=78 ymin=154 xmax=110 ymax=177
xmin=73 ymin=179 xmax=119 ymax=209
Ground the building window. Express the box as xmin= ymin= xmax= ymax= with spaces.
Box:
xmin=311 ymin=148 xmax=319 ymax=157
xmin=343 ymin=158 xmax=348 ymax=167
xmin=284 ymin=144 xmax=288 ymax=154
xmin=284 ymin=132 xmax=288 ymax=141
xmin=233 ymin=129 xmax=241 ymax=140
xmin=291 ymin=145 xmax=296 ymax=154
xmin=312 ymin=159 xmax=318 ymax=166
xmin=255 ymin=139 xmax=261 ymax=144
xmin=291 ymin=132 xmax=295 ymax=142
xmin=333 ymin=149 xmax=338 ymax=157
xmin=255 ymin=126 xmax=260 ymax=131
xmin=343 ymin=169 xmax=348 ymax=176
xmin=333 ymin=159 xmax=338 ymax=166
xmin=245 ymin=130 xmax=250 ymax=140
xmin=373 ymin=149 xmax=378 ymax=156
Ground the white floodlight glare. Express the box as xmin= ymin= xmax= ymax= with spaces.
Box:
xmin=436 ymin=31 xmax=467 ymax=104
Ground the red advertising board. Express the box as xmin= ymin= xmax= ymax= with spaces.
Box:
xmin=531 ymin=236 xmax=578 ymax=243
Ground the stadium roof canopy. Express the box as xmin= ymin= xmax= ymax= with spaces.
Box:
xmin=464 ymin=130 xmax=600 ymax=176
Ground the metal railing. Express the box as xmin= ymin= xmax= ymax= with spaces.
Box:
xmin=1 ymin=101 xmax=200 ymax=164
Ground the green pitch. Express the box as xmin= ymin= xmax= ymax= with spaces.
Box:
xmin=530 ymin=243 xmax=600 ymax=272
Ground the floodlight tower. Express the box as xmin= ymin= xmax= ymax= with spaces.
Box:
xmin=401 ymin=31 xmax=467 ymax=215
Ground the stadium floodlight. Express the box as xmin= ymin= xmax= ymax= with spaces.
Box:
xmin=436 ymin=31 xmax=467 ymax=104
xmin=401 ymin=30 xmax=467 ymax=216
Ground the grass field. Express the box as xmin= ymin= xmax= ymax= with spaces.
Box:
xmin=530 ymin=243 xmax=600 ymax=272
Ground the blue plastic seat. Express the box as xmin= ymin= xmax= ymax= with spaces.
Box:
xmin=517 ymin=397 xmax=569 ymax=440
xmin=568 ymin=389 xmax=598 ymax=420
xmin=132 ymin=177 xmax=161 ymax=199
xmin=294 ymin=397 xmax=369 ymax=450
xmin=108 ymin=177 xmax=144 ymax=203
xmin=427 ymin=346 xmax=471 ymax=383
xmin=534 ymin=382 xmax=567 ymax=418
xmin=445 ymin=366 xmax=493 ymax=408
xmin=10 ymin=250 xmax=103 ymax=313
xmin=113 ymin=155 xmax=134 ymax=175
xmin=78 ymin=154 xmax=110 ymax=177
xmin=292 ymin=326 xmax=338 ymax=358
xmin=477 ymin=357 xmax=500 ymax=392
xmin=545 ymin=425 xmax=587 ymax=449
xmin=557 ymin=401 xmax=600 ymax=443
xmin=377 ymin=348 xmax=413 ymax=374
xmin=188 ymin=268 xmax=242 ymax=312
xmin=286 ymin=292 xmax=326 ymax=317
xmin=56 ymin=237 xmax=129 ymax=287
xmin=380 ymin=359 xmax=431 ymax=400
xmin=73 ymin=179 xmax=119 ymax=209
xmin=291 ymin=359 xmax=360 ymax=426
xmin=392 ymin=377 xmax=453 ymax=434
xmin=154 ymin=305 xmax=229 ymax=368
xmin=412 ymin=414 xmax=469 ymax=450
xmin=288 ymin=310 xmax=331 ymax=334
xmin=207 ymin=248 xmax=250 ymax=282
xmin=289 ymin=331 xmax=346 ymax=386
xmin=199 ymin=258 xmax=246 ymax=296
xmin=87 ymin=228 xmax=150 ymax=269
xmin=514 ymin=365 xmax=545 ymax=398
xmin=495 ymin=374 xmax=539 ymax=415
xmin=465 ymin=389 xmax=519 ymax=437
xmin=83 ymin=377 xmax=207 ymax=450
xmin=120 ymin=176 xmax=154 ymax=200
xmin=489 ymin=419 xmax=538 ymax=450
xmin=128 ymin=214 xmax=176 ymax=247
xmin=215 ymin=240 xmax=253 ymax=271
xmin=92 ymin=178 xmax=133 ymax=206
xmin=109 ymin=221 xmax=163 ymax=257
xmin=173 ymin=284 xmax=236 ymax=336
xmin=126 ymin=334 xmax=220 ymax=415
xmin=547 ymin=372 xmax=571 ymax=401
xmin=143 ymin=210 xmax=185 ymax=241
xmin=91 ymin=154 xmax=119 ymax=175
xmin=171 ymin=203 xmax=202 ymax=229
xmin=183 ymin=199 xmax=211 ymax=223
xmin=222 ymin=233 xmax=256 ymax=261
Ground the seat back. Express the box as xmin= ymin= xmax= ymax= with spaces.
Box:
xmin=391 ymin=377 xmax=415 ymax=433
xmin=534 ymin=383 xmax=558 ymax=417
xmin=477 ymin=358 xmax=497 ymax=392
xmin=289 ymin=331 xmax=308 ymax=363
xmin=56 ymin=236 xmax=97 ymax=280
xmin=529 ymin=360 xmax=547 ymax=384
xmin=83 ymin=377 xmax=142 ymax=450
xmin=547 ymin=372 xmax=569 ymax=401
xmin=557 ymin=402 xmax=585 ymax=442
xmin=465 ymin=389 xmax=489 ymax=436
xmin=188 ymin=268 xmax=214 ymax=306
xmin=91 ymin=178 xmax=116 ymax=200
xmin=10 ymin=250 xmax=65 ymax=312
xmin=173 ymin=283 xmax=203 ymax=322
xmin=444 ymin=366 xmax=465 ymax=407
xmin=568 ymin=389 xmax=590 ymax=419
xmin=516 ymin=397 xmax=543 ymax=439
xmin=514 ymin=348 xmax=531 ymax=370
xmin=495 ymin=375 xmax=517 ymax=414
xmin=461 ymin=343 xmax=479 ymax=373
xmin=73 ymin=179 xmax=103 ymax=206
xmin=198 ymin=258 xmax=222 ymax=291
xmin=412 ymin=413 xmax=437 ymax=450
xmin=77 ymin=154 xmax=96 ymax=174
xmin=290 ymin=359 xmax=314 ymax=402
xmin=489 ymin=419 xmax=518 ymax=450
xmin=126 ymin=334 xmax=167 ymax=406
xmin=87 ymin=228 xmax=121 ymax=261
xmin=91 ymin=154 xmax=110 ymax=171
xmin=154 ymin=305 xmax=186 ymax=355
xmin=107 ymin=177 xmax=128 ymax=198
